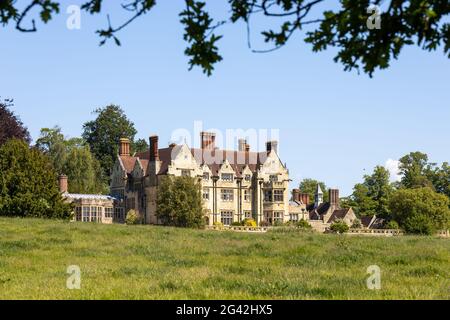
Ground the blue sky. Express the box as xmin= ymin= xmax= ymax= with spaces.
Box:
xmin=1 ymin=1 xmax=449 ymax=196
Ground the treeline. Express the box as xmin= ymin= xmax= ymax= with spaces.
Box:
xmin=300 ymin=154 xmax=450 ymax=235
xmin=0 ymin=99 xmax=147 ymax=218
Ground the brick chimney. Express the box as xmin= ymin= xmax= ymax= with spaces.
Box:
xmin=201 ymin=132 xmax=216 ymax=150
xmin=292 ymin=189 xmax=300 ymax=202
xmin=119 ymin=138 xmax=130 ymax=156
xmin=149 ymin=135 xmax=159 ymax=161
xmin=329 ymin=189 xmax=340 ymax=206
xmin=59 ymin=174 xmax=68 ymax=193
xmin=300 ymin=193 xmax=310 ymax=206
xmin=266 ymin=140 xmax=278 ymax=153
xmin=245 ymin=144 xmax=250 ymax=152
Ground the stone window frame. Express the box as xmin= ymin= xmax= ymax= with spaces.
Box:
xmin=221 ymin=173 xmax=234 ymax=182
xmin=203 ymin=188 xmax=210 ymax=200
xmin=273 ymin=189 xmax=284 ymax=202
xmin=221 ymin=211 xmax=234 ymax=226
xmin=221 ymin=189 xmax=234 ymax=202
xmin=244 ymin=189 xmax=251 ymax=202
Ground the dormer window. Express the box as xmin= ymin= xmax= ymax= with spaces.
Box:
xmin=245 ymin=174 xmax=251 ymax=182
xmin=203 ymin=172 xmax=210 ymax=181
xmin=221 ymin=173 xmax=233 ymax=182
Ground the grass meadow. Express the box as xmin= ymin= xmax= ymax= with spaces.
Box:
xmin=0 ymin=217 xmax=449 ymax=300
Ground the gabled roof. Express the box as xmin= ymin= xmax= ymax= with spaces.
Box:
xmin=120 ymin=145 xmax=280 ymax=177
xmin=361 ymin=216 xmax=376 ymax=228
xmin=119 ymin=155 xmax=137 ymax=173
xmin=327 ymin=208 xmax=351 ymax=223
xmin=307 ymin=202 xmax=330 ymax=215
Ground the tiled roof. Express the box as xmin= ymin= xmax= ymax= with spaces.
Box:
xmin=327 ymin=208 xmax=351 ymax=223
xmin=190 ymin=148 xmax=268 ymax=176
xmin=361 ymin=216 xmax=376 ymax=228
xmin=119 ymin=155 xmax=137 ymax=173
xmin=122 ymin=145 xmax=272 ymax=176
xmin=307 ymin=202 xmax=330 ymax=215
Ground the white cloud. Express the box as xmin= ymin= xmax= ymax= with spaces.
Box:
xmin=385 ymin=159 xmax=401 ymax=182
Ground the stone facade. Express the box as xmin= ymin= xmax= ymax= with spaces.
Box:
xmin=110 ymin=133 xmax=290 ymax=226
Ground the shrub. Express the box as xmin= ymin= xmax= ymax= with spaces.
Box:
xmin=351 ymin=219 xmax=362 ymax=229
xmin=243 ymin=219 xmax=257 ymax=227
xmin=296 ymin=219 xmax=312 ymax=230
xmin=126 ymin=210 xmax=140 ymax=225
xmin=259 ymin=221 xmax=270 ymax=227
xmin=273 ymin=220 xmax=284 ymax=227
xmin=231 ymin=222 xmax=242 ymax=227
xmin=330 ymin=220 xmax=350 ymax=234
xmin=213 ymin=221 xmax=224 ymax=228
xmin=385 ymin=220 xmax=400 ymax=230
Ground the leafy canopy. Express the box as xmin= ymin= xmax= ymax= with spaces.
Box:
xmin=389 ymin=187 xmax=450 ymax=235
xmin=2 ymin=1 xmax=448 ymax=76
xmin=0 ymin=98 xmax=31 ymax=145
xmin=348 ymin=166 xmax=394 ymax=218
xmin=36 ymin=127 xmax=108 ymax=194
xmin=0 ymin=139 xmax=72 ymax=218
xmin=82 ymin=105 xmax=137 ymax=178
xmin=299 ymin=178 xmax=329 ymax=203
xmin=156 ymin=176 xmax=205 ymax=228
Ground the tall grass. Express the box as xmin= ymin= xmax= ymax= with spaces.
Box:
xmin=0 ymin=217 xmax=448 ymax=300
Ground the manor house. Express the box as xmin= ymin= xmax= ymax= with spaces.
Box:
xmin=110 ymin=133 xmax=290 ymax=226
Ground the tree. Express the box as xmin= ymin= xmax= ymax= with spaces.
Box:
xmin=389 ymin=187 xmax=450 ymax=235
xmin=0 ymin=99 xmax=31 ymax=145
xmin=428 ymin=162 xmax=450 ymax=200
xmin=399 ymin=151 xmax=434 ymax=189
xmin=82 ymin=105 xmax=137 ymax=178
xmin=156 ymin=176 xmax=205 ymax=228
xmin=2 ymin=1 xmax=448 ymax=76
xmin=0 ymin=139 xmax=72 ymax=218
xmin=133 ymin=138 xmax=149 ymax=154
xmin=350 ymin=166 xmax=394 ymax=218
xmin=299 ymin=178 xmax=329 ymax=203
xmin=36 ymin=127 xmax=107 ymax=194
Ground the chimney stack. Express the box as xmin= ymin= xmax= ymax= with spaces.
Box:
xmin=59 ymin=174 xmax=68 ymax=193
xmin=245 ymin=144 xmax=250 ymax=152
xmin=149 ymin=135 xmax=159 ymax=161
xmin=329 ymin=189 xmax=340 ymax=206
xmin=292 ymin=189 xmax=300 ymax=202
xmin=300 ymin=193 xmax=310 ymax=206
xmin=119 ymin=138 xmax=130 ymax=156
xmin=201 ymin=132 xmax=216 ymax=150
xmin=266 ymin=140 xmax=278 ymax=153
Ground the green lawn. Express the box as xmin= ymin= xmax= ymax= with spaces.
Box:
xmin=0 ymin=217 xmax=449 ymax=300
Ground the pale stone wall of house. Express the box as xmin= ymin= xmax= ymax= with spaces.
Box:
xmin=309 ymin=220 xmax=329 ymax=233
xmin=110 ymin=142 xmax=292 ymax=227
